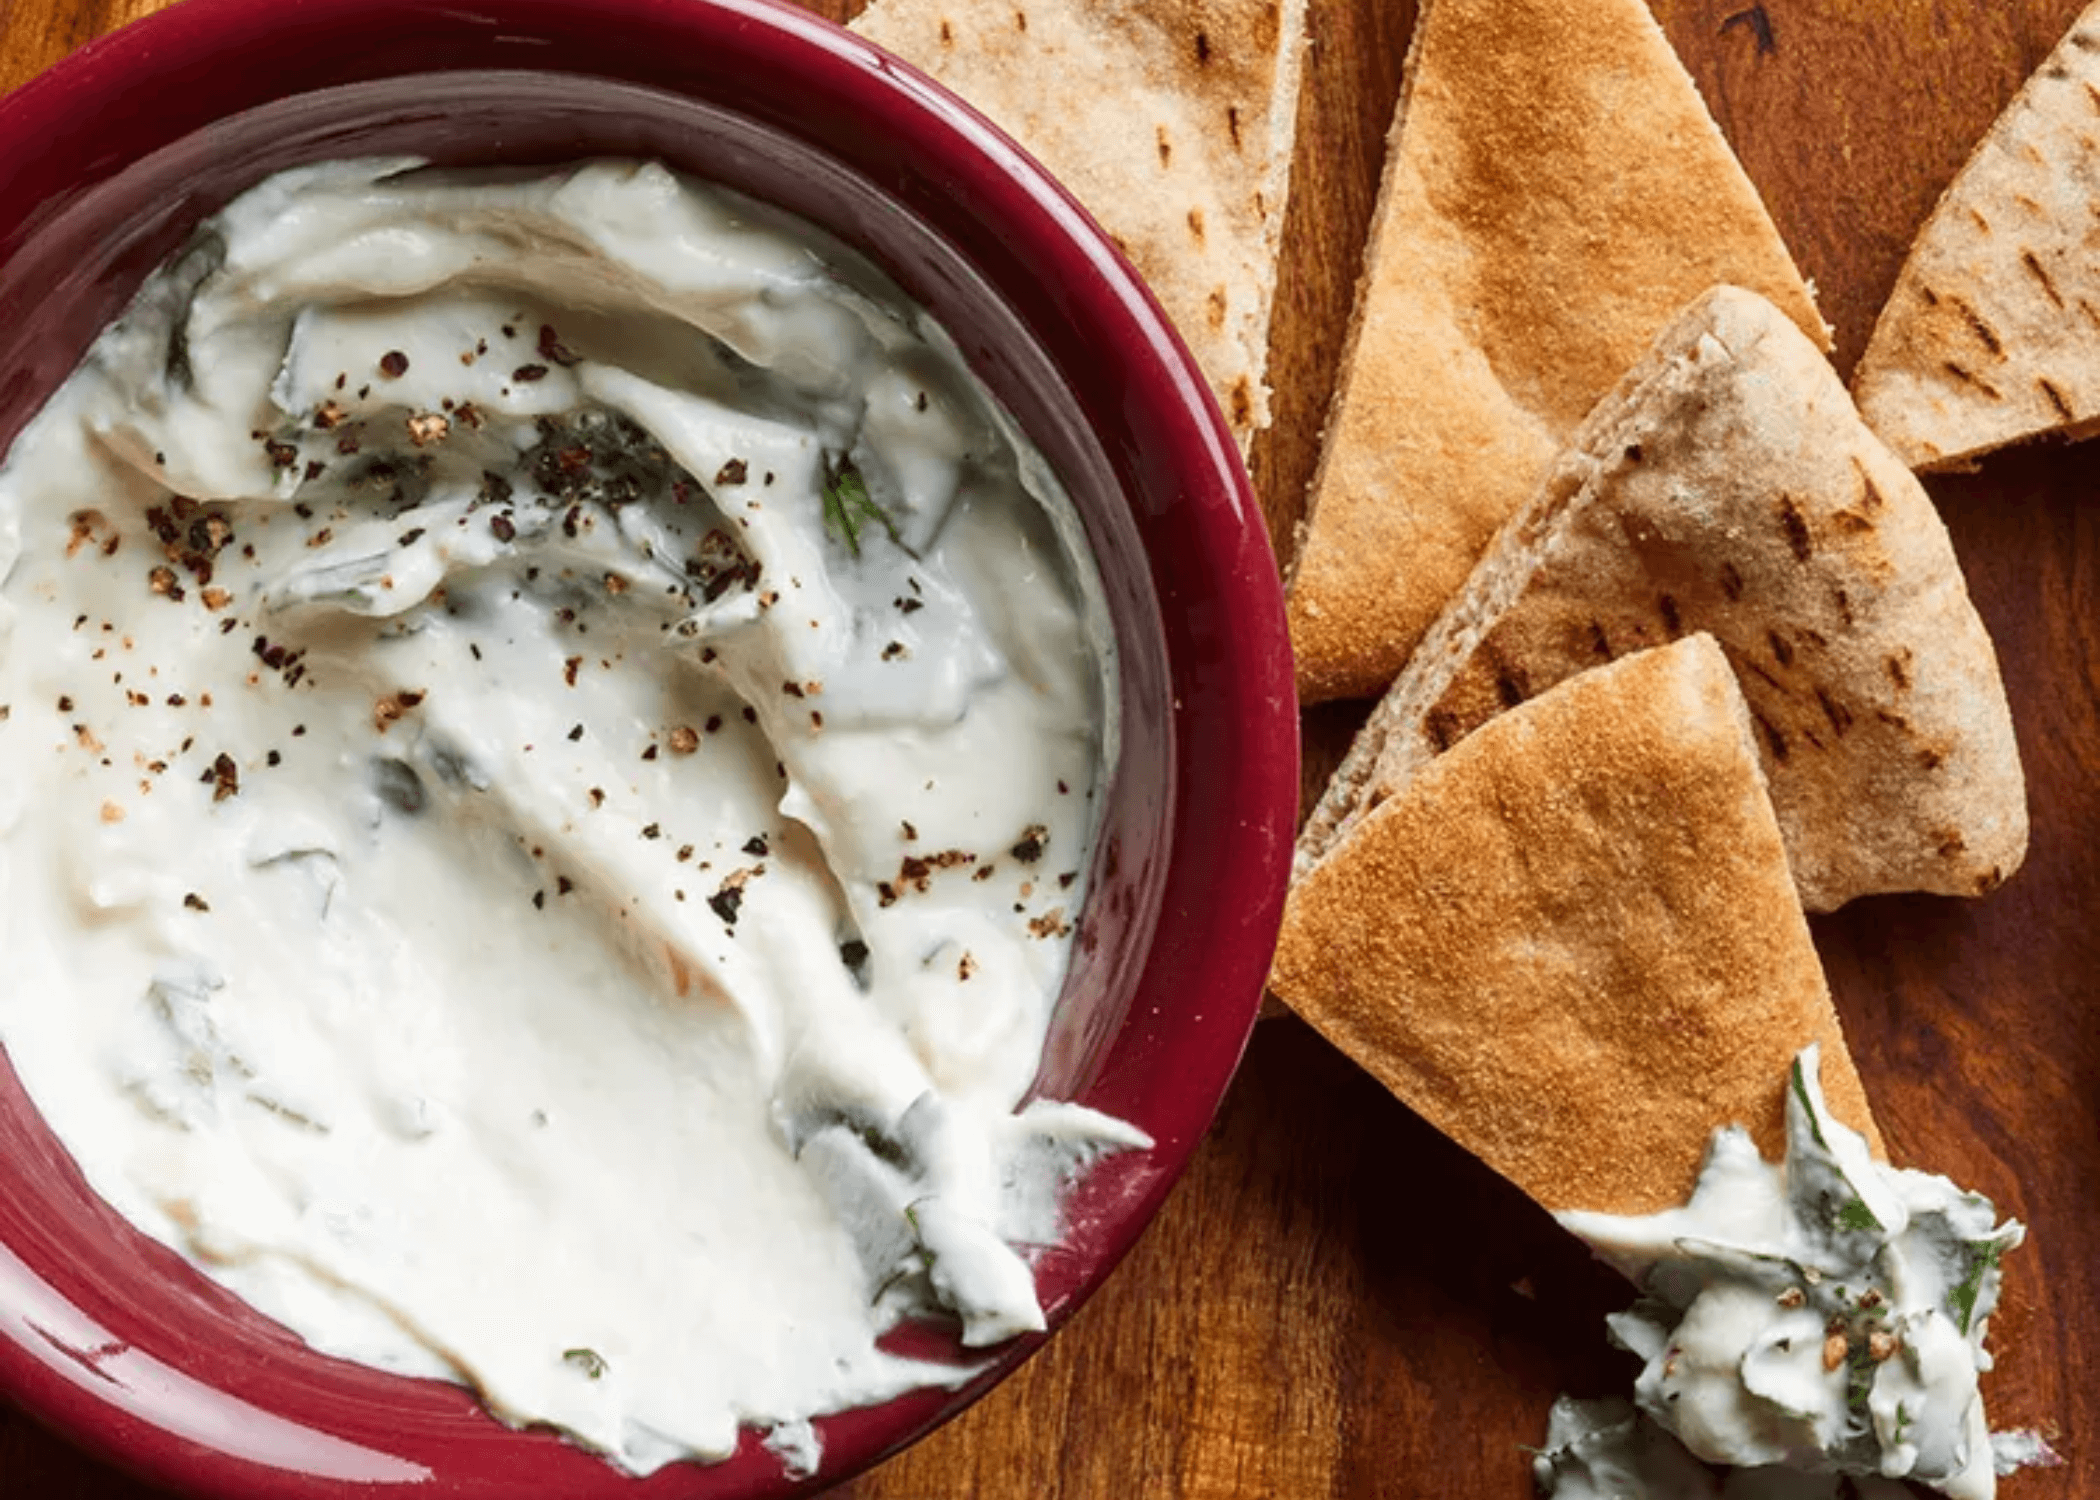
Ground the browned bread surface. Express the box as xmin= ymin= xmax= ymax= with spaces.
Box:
xmin=1854 ymin=0 xmax=2100 ymax=471
xmin=852 ymin=0 xmax=1307 ymax=454
xmin=1282 ymin=0 xmax=1825 ymax=705
xmin=1273 ymin=635 xmax=1881 ymax=1218
xmin=1300 ymin=287 xmax=2028 ymax=913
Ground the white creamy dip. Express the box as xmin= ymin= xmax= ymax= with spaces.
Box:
xmin=0 ymin=158 xmax=1147 ymax=1475
xmin=1543 ymin=1047 xmax=2029 ymax=1500
xmin=1532 ymin=1399 xmax=2059 ymax=1500
xmin=1531 ymin=1396 xmax=1919 ymax=1499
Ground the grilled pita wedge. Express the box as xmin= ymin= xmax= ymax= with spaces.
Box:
xmin=1854 ymin=0 xmax=2100 ymax=471
xmin=1272 ymin=635 xmax=1881 ymax=1217
xmin=1299 ymin=287 xmax=2026 ymax=913
xmin=851 ymin=0 xmax=1307 ymax=454
xmin=1284 ymin=0 xmax=1826 ymax=704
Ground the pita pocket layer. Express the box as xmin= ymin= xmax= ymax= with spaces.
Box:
xmin=851 ymin=0 xmax=1307 ymax=453
xmin=1272 ymin=634 xmax=1881 ymax=1218
xmin=1284 ymin=0 xmax=1827 ymax=704
xmin=1299 ymin=287 xmax=2027 ymax=913
xmin=1854 ymin=0 xmax=2100 ymax=471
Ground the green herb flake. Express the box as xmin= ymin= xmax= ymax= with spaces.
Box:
xmin=1948 ymin=1240 xmax=2004 ymax=1335
xmin=1790 ymin=1055 xmax=1830 ymax=1150
xmin=1834 ymin=1197 xmax=1883 ymax=1234
xmin=562 ymin=1347 xmax=608 ymax=1380
xmin=821 ymin=461 xmax=904 ymax=558
xmin=1844 ymin=1342 xmax=1878 ymax=1417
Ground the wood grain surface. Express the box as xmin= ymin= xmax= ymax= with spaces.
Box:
xmin=2 ymin=1 xmax=2096 ymax=1497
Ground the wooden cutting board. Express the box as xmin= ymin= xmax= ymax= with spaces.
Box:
xmin=2 ymin=1 xmax=2094 ymax=1496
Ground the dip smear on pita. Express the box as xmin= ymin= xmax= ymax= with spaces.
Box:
xmin=1273 ymin=634 xmax=1880 ymax=1219
xmin=1854 ymin=0 xmax=2100 ymax=471
xmin=1283 ymin=0 xmax=1826 ymax=705
xmin=1299 ymin=287 xmax=2027 ymax=913
xmin=851 ymin=0 xmax=1307 ymax=454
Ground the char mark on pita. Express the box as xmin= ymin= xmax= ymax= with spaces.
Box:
xmin=1299 ymin=287 xmax=2027 ymax=913
xmin=1855 ymin=0 xmax=2100 ymax=471
xmin=851 ymin=0 xmax=1308 ymax=457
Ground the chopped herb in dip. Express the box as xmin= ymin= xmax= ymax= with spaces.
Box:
xmin=1545 ymin=1046 xmax=2029 ymax=1500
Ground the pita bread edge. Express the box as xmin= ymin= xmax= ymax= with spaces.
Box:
xmin=850 ymin=0 xmax=1310 ymax=455
xmin=1300 ymin=285 xmax=2029 ymax=912
xmin=1273 ymin=633 xmax=1881 ymax=1218
xmin=1854 ymin=0 xmax=2100 ymax=472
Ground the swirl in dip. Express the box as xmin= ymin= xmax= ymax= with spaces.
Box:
xmin=0 ymin=159 xmax=1141 ymax=1476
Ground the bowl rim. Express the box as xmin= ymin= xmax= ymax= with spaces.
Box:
xmin=0 ymin=1 xmax=1300 ymax=1496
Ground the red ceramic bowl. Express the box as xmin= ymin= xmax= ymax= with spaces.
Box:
xmin=0 ymin=1 xmax=1296 ymax=1495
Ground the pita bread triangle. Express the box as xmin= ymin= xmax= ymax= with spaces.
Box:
xmin=850 ymin=0 xmax=1308 ymax=455
xmin=1299 ymin=287 xmax=2027 ymax=913
xmin=1854 ymin=0 xmax=2100 ymax=471
xmin=1272 ymin=633 xmax=1882 ymax=1218
xmin=1284 ymin=0 xmax=1828 ymax=705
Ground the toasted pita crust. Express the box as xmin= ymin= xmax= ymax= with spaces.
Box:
xmin=1853 ymin=1 xmax=2100 ymax=471
xmin=1272 ymin=635 xmax=1881 ymax=1217
xmin=1283 ymin=0 xmax=1826 ymax=704
xmin=1300 ymin=287 xmax=2027 ymax=912
xmin=850 ymin=0 xmax=1306 ymax=454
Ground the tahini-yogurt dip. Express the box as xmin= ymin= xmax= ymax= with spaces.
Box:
xmin=0 ymin=158 xmax=1146 ymax=1475
xmin=1539 ymin=1047 xmax=2031 ymax=1500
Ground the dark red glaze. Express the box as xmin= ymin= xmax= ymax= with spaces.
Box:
xmin=0 ymin=2 xmax=1298 ymax=1496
